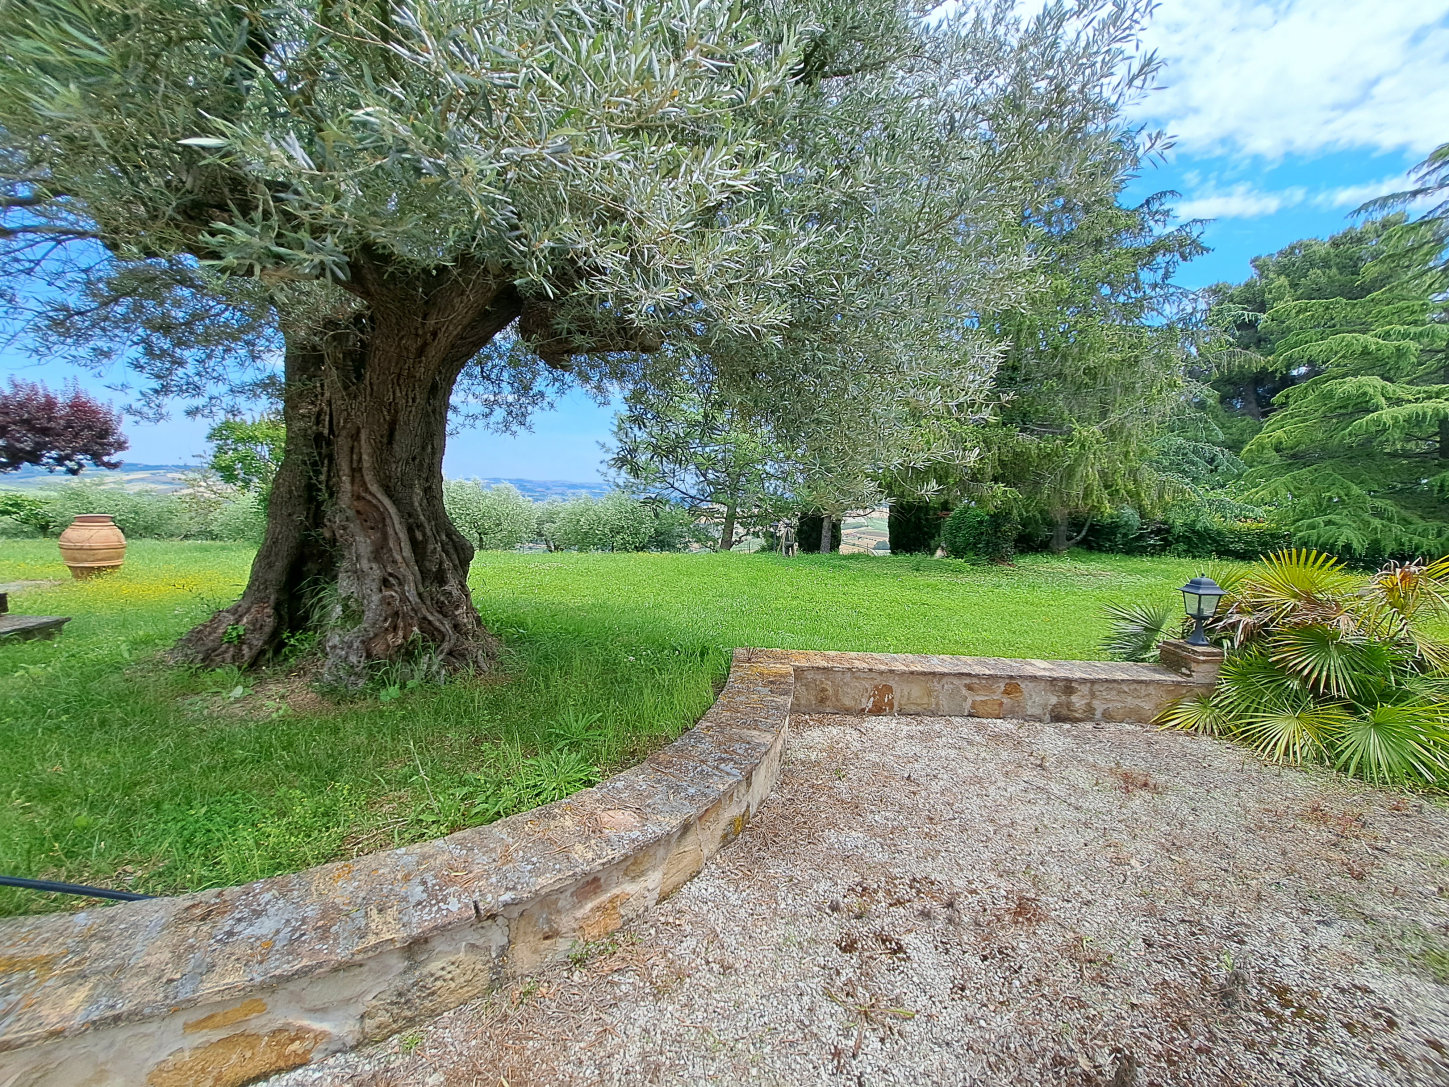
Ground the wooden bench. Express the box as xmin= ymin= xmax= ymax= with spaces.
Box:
xmin=0 ymin=592 xmax=71 ymax=642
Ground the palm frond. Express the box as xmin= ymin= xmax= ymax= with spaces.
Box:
xmin=1255 ymin=548 xmax=1356 ymax=602
xmin=1100 ymin=601 xmax=1178 ymax=662
xmin=1267 ymin=625 xmax=1364 ymax=699
xmin=1332 ymin=703 xmax=1449 ymax=785
xmin=1214 ymin=648 xmax=1304 ymax=713
xmin=1218 ymin=548 xmax=1358 ymax=645
xmin=1201 ymin=561 xmax=1249 ymax=597
xmin=1409 ymin=630 xmax=1449 ymax=674
xmin=1239 ymin=700 xmax=1347 ymax=766
xmin=1156 ymin=692 xmax=1231 ymax=737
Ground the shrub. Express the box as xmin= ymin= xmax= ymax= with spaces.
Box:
xmin=888 ymin=501 xmax=945 ymax=555
xmin=1160 ymin=505 xmax=1292 ymax=561
xmin=0 ymin=491 xmax=55 ymax=535
xmin=0 ymin=479 xmax=278 ymax=541
xmin=1142 ymin=549 xmax=1449 ymax=788
xmin=208 ymin=491 xmax=268 ymax=544
xmin=545 ymin=493 xmax=651 ymax=552
xmin=1098 ymin=600 xmax=1184 ymax=662
xmin=1084 ymin=507 xmax=1161 ymax=555
xmin=535 ymin=499 xmax=567 ymax=550
xmin=643 ymin=499 xmax=709 ymax=552
xmin=941 ymin=505 xmax=1019 ymax=563
xmin=442 ymin=480 xmax=537 ymax=550
xmin=33 ymin=480 xmax=199 ymax=539
xmin=540 ymin=493 xmax=694 ymax=552
xmin=1217 ymin=519 xmax=1293 ymax=560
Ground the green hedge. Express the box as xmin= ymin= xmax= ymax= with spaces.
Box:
xmin=887 ymin=501 xmax=945 ymax=555
xmin=941 ymin=506 xmax=1019 ymax=562
xmin=1080 ymin=507 xmax=1293 ymax=561
xmin=0 ymin=480 xmax=265 ymax=542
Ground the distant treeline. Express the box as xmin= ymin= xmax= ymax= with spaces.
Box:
xmin=0 ymin=478 xmax=706 ymax=553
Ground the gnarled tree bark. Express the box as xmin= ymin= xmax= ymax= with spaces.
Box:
xmin=175 ymin=267 xmax=525 ymax=684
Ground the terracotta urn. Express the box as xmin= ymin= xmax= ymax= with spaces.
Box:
xmin=57 ymin=514 xmax=127 ymax=579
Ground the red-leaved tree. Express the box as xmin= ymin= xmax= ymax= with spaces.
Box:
xmin=0 ymin=379 xmax=128 ymax=474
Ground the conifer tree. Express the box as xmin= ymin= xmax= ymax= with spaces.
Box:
xmin=1203 ymin=217 xmax=1407 ymax=449
xmin=975 ymin=183 xmax=1202 ymax=550
xmin=1241 ymin=286 xmax=1449 ymax=559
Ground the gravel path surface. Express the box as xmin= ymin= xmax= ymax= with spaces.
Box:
xmin=269 ymin=714 xmax=1449 ymax=1087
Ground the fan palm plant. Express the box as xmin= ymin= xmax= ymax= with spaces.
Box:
xmin=1112 ymin=549 xmax=1449 ymax=786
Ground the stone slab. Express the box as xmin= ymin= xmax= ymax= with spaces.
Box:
xmin=768 ymin=649 xmax=1212 ymax=724
xmin=0 ymin=615 xmax=70 ymax=643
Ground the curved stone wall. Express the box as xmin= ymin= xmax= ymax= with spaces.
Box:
xmin=0 ymin=648 xmax=1207 ymax=1087
xmin=0 ymin=651 xmax=794 ymax=1087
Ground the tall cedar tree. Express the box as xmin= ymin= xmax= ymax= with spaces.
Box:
xmin=1239 ymin=287 xmax=1449 ymax=559
xmin=1202 ymin=217 xmax=1407 ymax=451
xmin=977 ymin=183 xmax=1203 ymax=551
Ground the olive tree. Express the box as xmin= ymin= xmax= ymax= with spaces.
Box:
xmin=1 ymin=0 xmax=1160 ymax=680
xmin=441 ymin=481 xmax=538 ymax=551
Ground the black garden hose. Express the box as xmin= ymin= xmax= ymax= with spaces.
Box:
xmin=0 ymin=874 xmax=154 ymax=901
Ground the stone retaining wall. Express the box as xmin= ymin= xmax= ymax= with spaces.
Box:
xmin=0 ymin=648 xmax=1211 ymax=1087
xmin=0 ymin=653 xmax=793 ymax=1087
xmin=782 ymin=649 xmax=1211 ymax=723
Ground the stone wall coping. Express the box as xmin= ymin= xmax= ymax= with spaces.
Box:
xmin=0 ymin=651 xmax=793 ymax=1060
xmin=771 ymin=649 xmax=1191 ymax=684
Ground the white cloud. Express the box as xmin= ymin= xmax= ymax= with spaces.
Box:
xmin=1176 ymin=183 xmax=1306 ymax=219
xmin=1135 ymin=1 xmax=1449 ymax=159
xmin=1312 ymin=175 xmax=1412 ymax=210
xmin=1172 ymin=174 xmax=1432 ymax=220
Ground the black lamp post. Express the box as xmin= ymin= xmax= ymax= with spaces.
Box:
xmin=1179 ymin=575 xmax=1226 ymax=646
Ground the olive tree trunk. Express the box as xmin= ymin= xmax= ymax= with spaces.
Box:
xmin=175 ymin=275 xmax=521 ymax=685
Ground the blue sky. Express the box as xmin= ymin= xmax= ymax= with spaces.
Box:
xmin=2 ymin=0 xmax=1445 ymax=480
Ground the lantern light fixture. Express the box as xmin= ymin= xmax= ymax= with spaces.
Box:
xmin=1178 ymin=575 xmax=1226 ymax=646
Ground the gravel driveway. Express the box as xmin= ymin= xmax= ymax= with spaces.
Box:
xmin=269 ymin=714 xmax=1449 ymax=1087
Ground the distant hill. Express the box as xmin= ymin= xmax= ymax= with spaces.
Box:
xmin=0 ymin=463 xmax=193 ymax=492
xmin=1 ymin=464 xmax=612 ymax=502
xmin=451 ymin=477 xmax=612 ymax=502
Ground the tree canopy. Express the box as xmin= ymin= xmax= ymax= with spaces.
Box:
xmin=1239 ymin=289 xmax=1449 ymax=559
xmin=0 ymin=0 xmax=1167 ymax=677
xmin=968 ymin=167 xmax=1203 ymax=549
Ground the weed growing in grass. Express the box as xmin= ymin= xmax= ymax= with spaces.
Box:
xmin=545 ymin=707 xmax=605 ymax=747
xmin=0 ymin=540 xmax=1200 ymax=914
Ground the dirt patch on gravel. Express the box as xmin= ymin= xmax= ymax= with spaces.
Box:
xmin=267 ymin=714 xmax=1449 ymax=1087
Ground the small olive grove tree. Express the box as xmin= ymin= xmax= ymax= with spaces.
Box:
xmin=539 ymin=492 xmax=701 ymax=552
xmin=1 ymin=0 xmax=1163 ymax=681
xmin=608 ymin=352 xmax=792 ymax=549
xmin=441 ymin=481 xmax=539 ymax=551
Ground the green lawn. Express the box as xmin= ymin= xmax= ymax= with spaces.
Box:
xmin=0 ymin=541 xmax=1200 ymax=915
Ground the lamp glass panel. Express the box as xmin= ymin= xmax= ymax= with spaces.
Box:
xmin=1183 ymin=590 xmax=1205 ymax=617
